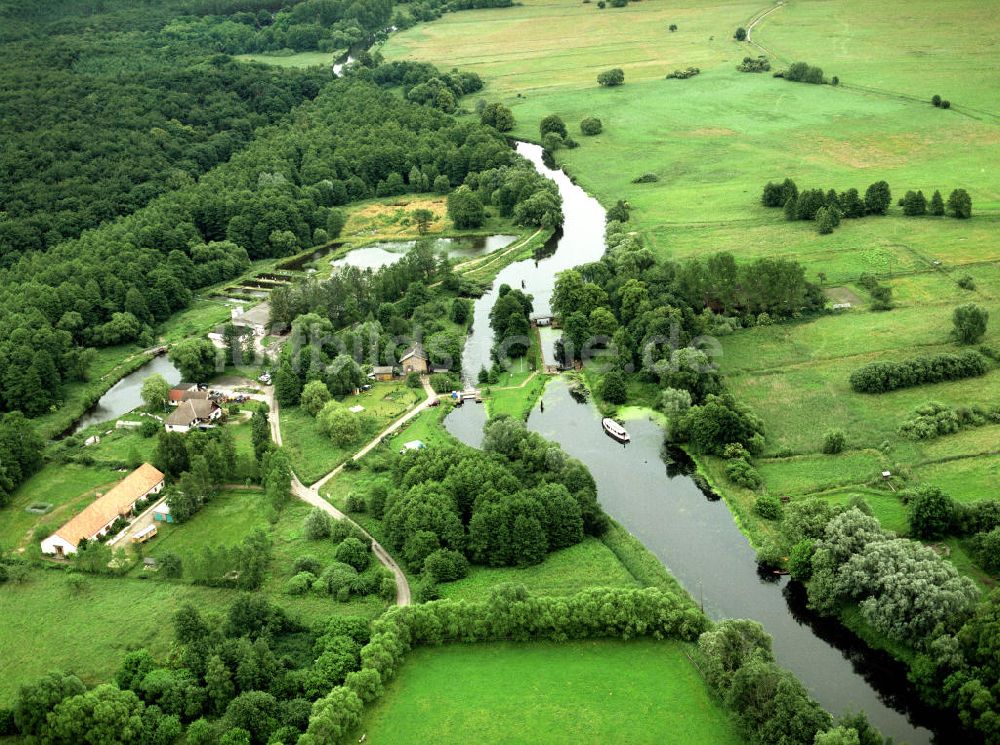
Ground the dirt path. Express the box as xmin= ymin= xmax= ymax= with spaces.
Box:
xmin=266 ymin=381 xmax=432 ymax=607
xmin=745 ymin=1 xmax=785 ymax=61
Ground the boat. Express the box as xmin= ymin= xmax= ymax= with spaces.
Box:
xmin=602 ymin=417 xmax=630 ymax=444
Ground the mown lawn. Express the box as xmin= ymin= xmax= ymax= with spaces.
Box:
xmin=437 ymin=538 xmax=637 ymax=601
xmin=353 ymin=640 xmax=744 ymax=744
xmin=0 ymin=463 xmax=124 ymax=550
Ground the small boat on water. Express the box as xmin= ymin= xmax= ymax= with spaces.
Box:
xmin=602 ymin=417 xmax=630 ymax=444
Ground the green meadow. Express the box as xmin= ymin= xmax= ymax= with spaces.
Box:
xmin=353 ymin=639 xmax=743 ymax=745
xmin=384 ymin=0 xmax=1000 ymax=579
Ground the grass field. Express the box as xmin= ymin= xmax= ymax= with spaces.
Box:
xmin=352 ymin=640 xmax=743 ymax=744
xmin=381 ymin=0 xmax=1000 ymax=583
xmin=281 ymin=382 xmax=423 ymax=483
xmin=234 ymin=51 xmax=334 ymax=68
xmin=438 ymin=538 xmax=637 ymax=600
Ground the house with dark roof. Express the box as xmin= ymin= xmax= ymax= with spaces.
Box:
xmin=164 ymin=398 xmax=221 ymax=433
xmin=399 ymin=343 xmax=428 ymax=374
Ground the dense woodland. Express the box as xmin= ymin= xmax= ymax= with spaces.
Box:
xmin=0 ymin=0 xmax=551 ymax=418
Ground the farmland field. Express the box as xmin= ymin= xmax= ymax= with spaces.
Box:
xmin=352 ymin=640 xmax=744 ymax=744
xmin=383 ymin=0 xmax=1000 ymax=576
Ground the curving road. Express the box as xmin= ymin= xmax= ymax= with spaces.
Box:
xmin=266 ymin=379 xmax=440 ymax=607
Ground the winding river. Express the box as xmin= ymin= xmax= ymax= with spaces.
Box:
xmin=445 ymin=143 xmax=945 ymax=743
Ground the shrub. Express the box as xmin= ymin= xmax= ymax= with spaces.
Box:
xmin=580 ymin=117 xmax=603 ymax=135
xmin=423 ymin=549 xmax=470 ymax=583
xmin=429 ymin=373 xmax=459 ymax=393
xmin=669 ymin=23 xmax=677 ymax=31
xmin=969 ymin=527 xmax=1000 ymax=573
xmin=539 ymin=114 xmax=567 ymax=139
xmin=822 ymin=429 xmax=846 ymax=454
xmin=303 ymin=508 xmax=333 ymax=540
xmin=734 ymin=27 xmax=747 ymax=41
xmin=815 ymin=206 xmax=838 ymax=234
xmin=285 ymin=572 xmax=315 ymax=595
xmin=541 ymin=132 xmax=564 ymax=152
xmin=785 ymin=61 xmax=823 ymax=84
xmin=906 ymin=485 xmax=955 ymax=539
xmin=334 ymin=537 xmax=370 ymax=572
xmin=953 ymin=303 xmax=989 ymax=344
xmin=600 ymin=371 xmax=628 ymax=404
xmin=631 ymin=173 xmax=658 ymax=183
xmin=665 ymin=67 xmax=700 ymax=80
xmin=957 ymin=274 xmax=976 ymax=291
xmin=941 ymin=99 xmax=951 ymax=109
xmin=737 ymin=55 xmax=770 ymax=73
xmin=725 ymin=458 xmax=763 ymax=489
xmin=849 ymin=350 xmax=988 ymax=393
xmin=597 ymin=68 xmax=625 ymax=87
xmin=931 ymin=94 xmax=941 ymax=107
xmin=754 ymin=494 xmax=783 ymax=520
xmin=292 ymin=555 xmax=322 ymax=575
xmin=405 ymin=372 xmax=422 ymax=389
xmin=140 ymin=419 xmax=160 ymax=438
xmin=788 ymin=539 xmax=815 ymax=581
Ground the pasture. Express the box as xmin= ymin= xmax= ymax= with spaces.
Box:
xmin=352 ymin=639 xmax=743 ymax=744
xmin=383 ymin=0 xmax=1000 ymax=575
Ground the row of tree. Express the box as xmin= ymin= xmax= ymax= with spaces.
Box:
xmin=849 ymin=349 xmax=989 ymax=393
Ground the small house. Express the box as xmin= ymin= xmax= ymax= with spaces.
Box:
xmin=370 ymin=365 xmax=395 ymax=382
xmin=400 ymin=343 xmax=429 ymax=375
xmin=231 ymin=302 xmax=271 ymax=338
xmin=152 ymin=502 xmax=174 ymax=523
xmin=40 ymin=463 xmax=165 ymax=556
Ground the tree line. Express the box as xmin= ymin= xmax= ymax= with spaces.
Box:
xmin=849 ymin=350 xmax=989 ymax=393
xmin=763 ymin=178 xmax=973 ymax=235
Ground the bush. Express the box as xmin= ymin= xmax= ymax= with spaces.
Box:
xmin=941 ymin=99 xmax=951 ymax=109
xmin=539 ymin=114 xmax=567 ymax=139
xmin=785 ymin=61 xmax=823 ymax=84
xmin=754 ymin=494 xmax=783 ymax=520
xmin=304 ymin=508 xmax=333 ymax=540
xmin=405 ymin=372 xmax=422 ymax=389
xmin=788 ymin=539 xmax=815 ymax=581
xmin=429 ymin=373 xmax=459 ymax=394
xmin=906 ymin=485 xmax=955 ymax=539
xmin=665 ymin=67 xmax=700 ymax=80
xmin=423 ymin=549 xmax=470 ymax=583
xmin=597 ymin=68 xmax=625 ymax=87
xmin=580 ymin=117 xmax=603 ymax=135
xmin=541 ymin=132 xmax=564 ymax=152
xmin=631 ymin=173 xmax=658 ymax=183
xmin=600 ymin=370 xmax=628 ymax=404
xmin=969 ymin=527 xmax=1000 ymax=573
xmin=334 ymin=537 xmax=370 ymax=572
xmin=932 ymin=94 xmax=941 ymax=107
xmin=737 ymin=55 xmax=770 ymax=73
xmin=957 ymin=274 xmax=976 ymax=291
xmin=953 ymin=303 xmax=988 ymax=344
xmin=285 ymin=572 xmax=315 ymax=595
xmin=292 ymin=555 xmax=322 ymax=575
xmin=734 ymin=27 xmax=747 ymax=41
xmin=821 ymin=429 xmax=846 ymax=454
xmin=140 ymin=419 xmax=160 ymax=438
xmin=849 ymin=350 xmax=988 ymax=393
xmin=725 ymin=458 xmax=763 ymax=489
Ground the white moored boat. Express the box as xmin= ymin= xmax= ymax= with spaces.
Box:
xmin=602 ymin=417 xmax=630 ymax=444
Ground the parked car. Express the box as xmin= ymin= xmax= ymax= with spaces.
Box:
xmin=259 ymin=372 xmax=272 ymax=384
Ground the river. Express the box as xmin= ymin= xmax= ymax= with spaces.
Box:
xmin=72 ymin=354 xmax=181 ymax=434
xmin=444 ymin=142 xmax=943 ymax=743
